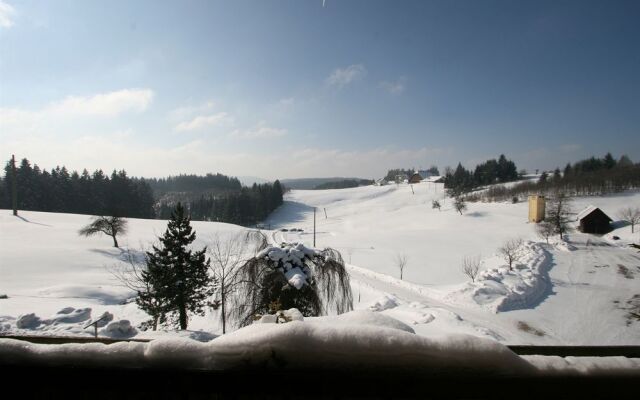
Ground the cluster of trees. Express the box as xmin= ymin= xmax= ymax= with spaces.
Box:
xmin=475 ymin=153 xmax=639 ymax=202
xmin=110 ymin=203 xmax=352 ymax=332
xmin=2 ymin=157 xmax=284 ymax=227
xmin=0 ymin=158 xmax=155 ymax=218
xmin=146 ymin=173 xmax=241 ymax=197
xmin=313 ymin=179 xmax=374 ymax=190
xmin=443 ymin=154 xmax=518 ymax=196
xmin=383 ymin=166 xmax=439 ymax=181
xmin=158 ymin=181 xmax=284 ymax=226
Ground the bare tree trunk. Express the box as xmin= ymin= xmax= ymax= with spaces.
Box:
xmin=221 ymin=290 xmax=226 ymax=334
xmin=111 ymin=234 xmax=119 ymax=248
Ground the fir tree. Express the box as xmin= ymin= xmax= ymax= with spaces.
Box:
xmin=142 ymin=202 xmax=212 ymax=330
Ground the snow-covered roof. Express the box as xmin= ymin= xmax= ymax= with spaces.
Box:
xmin=576 ymin=205 xmax=610 ymax=221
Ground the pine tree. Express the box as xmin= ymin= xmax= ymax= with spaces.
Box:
xmin=142 ymin=202 xmax=212 ymax=330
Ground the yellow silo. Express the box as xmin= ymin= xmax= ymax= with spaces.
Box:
xmin=528 ymin=195 xmax=545 ymax=223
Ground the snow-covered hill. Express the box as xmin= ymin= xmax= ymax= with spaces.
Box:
xmin=1 ymin=182 xmax=639 ymax=345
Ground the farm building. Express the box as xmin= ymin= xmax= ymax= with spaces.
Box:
xmin=395 ymin=174 xmax=408 ymax=184
xmin=576 ymin=206 xmax=612 ymax=234
xmin=408 ymin=172 xmax=422 ymax=184
xmin=528 ymin=195 xmax=545 ymax=223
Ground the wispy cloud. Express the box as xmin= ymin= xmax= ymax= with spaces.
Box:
xmin=230 ymin=121 xmax=287 ymax=139
xmin=0 ymin=88 xmax=154 ymax=134
xmin=175 ymin=112 xmax=232 ymax=132
xmin=45 ymin=89 xmax=154 ymax=117
xmin=379 ymin=77 xmax=407 ymax=95
xmin=0 ymin=1 xmax=16 ymax=28
xmin=168 ymin=100 xmax=216 ymax=122
xmin=325 ymin=64 xmax=367 ymax=88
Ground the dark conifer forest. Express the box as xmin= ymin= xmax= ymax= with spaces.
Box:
xmin=0 ymin=157 xmax=283 ymax=226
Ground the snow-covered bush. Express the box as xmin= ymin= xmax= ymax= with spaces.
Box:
xmin=230 ymin=239 xmax=353 ymax=327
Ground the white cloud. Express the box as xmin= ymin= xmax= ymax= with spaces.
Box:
xmin=230 ymin=121 xmax=287 ymax=139
xmin=379 ymin=77 xmax=407 ymax=95
xmin=0 ymin=89 xmax=154 ymax=137
xmin=0 ymin=130 xmax=449 ymax=180
xmin=45 ymin=89 xmax=154 ymax=117
xmin=325 ymin=64 xmax=367 ymax=88
xmin=175 ymin=112 xmax=231 ymax=132
xmin=168 ymin=100 xmax=216 ymax=122
xmin=0 ymin=1 xmax=16 ymax=28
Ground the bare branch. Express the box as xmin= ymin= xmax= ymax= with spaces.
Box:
xmin=498 ymin=238 xmax=524 ymax=271
xmin=462 ymin=255 xmax=482 ymax=282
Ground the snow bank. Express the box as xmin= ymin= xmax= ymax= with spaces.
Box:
xmin=6 ymin=307 xmax=132 ymax=338
xmin=0 ymin=312 xmax=530 ymax=373
xmin=2 ymin=313 xmax=638 ymax=376
xmin=311 ymin=309 xmax=416 ymax=334
xmin=368 ymin=294 xmax=399 ymax=311
xmin=524 ymin=355 xmax=640 ymax=376
xmin=101 ymin=320 xmax=137 ymax=339
xmin=446 ymin=241 xmax=551 ymax=313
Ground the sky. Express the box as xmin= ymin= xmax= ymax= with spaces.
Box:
xmin=1 ymin=0 xmax=639 ymax=180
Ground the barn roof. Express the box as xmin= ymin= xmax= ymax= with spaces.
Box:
xmin=577 ymin=205 xmax=612 ymax=222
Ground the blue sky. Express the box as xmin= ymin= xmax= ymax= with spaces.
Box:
xmin=1 ymin=0 xmax=639 ymax=179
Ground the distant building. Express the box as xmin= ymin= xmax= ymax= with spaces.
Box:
xmin=375 ymin=178 xmax=388 ymax=186
xmin=577 ymin=206 xmax=612 ymax=234
xmin=528 ymin=195 xmax=545 ymax=223
xmin=418 ymin=170 xmax=435 ymax=179
xmin=408 ymin=172 xmax=422 ymax=184
xmin=395 ymin=174 xmax=408 ymax=184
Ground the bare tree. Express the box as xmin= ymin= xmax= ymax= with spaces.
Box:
xmin=454 ymin=197 xmax=467 ymax=215
xmin=535 ymin=221 xmax=555 ymax=244
xmin=462 ymin=255 xmax=482 ymax=282
xmin=107 ymin=248 xmax=165 ymax=330
xmin=619 ymin=207 xmax=640 ymax=234
xmin=432 ymin=199 xmax=441 ymax=211
xmin=207 ymin=233 xmax=257 ymax=334
xmin=395 ymin=252 xmax=408 ymax=280
xmin=499 ymin=238 xmax=524 ymax=270
xmin=546 ymin=192 xmax=573 ymax=240
xmin=79 ymin=216 xmax=128 ymax=248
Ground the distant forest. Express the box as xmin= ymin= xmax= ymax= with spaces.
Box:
xmin=443 ymin=154 xmax=519 ymax=196
xmin=383 ymin=166 xmax=439 ymax=181
xmin=313 ymin=179 xmax=374 ymax=190
xmin=0 ymin=157 xmax=283 ymax=226
xmin=469 ymin=153 xmax=640 ymax=202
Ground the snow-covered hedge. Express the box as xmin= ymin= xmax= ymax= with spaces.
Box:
xmin=445 ymin=241 xmax=552 ymax=313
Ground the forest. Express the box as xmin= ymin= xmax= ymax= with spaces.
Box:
xmin=0 ymin=157 xmax=283 ymax=226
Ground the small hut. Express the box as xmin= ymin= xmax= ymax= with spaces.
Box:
xmin=408 ymin=172 xmax=422 ymax=184
xmin=577 ymin=206 xmax=612 ymax=234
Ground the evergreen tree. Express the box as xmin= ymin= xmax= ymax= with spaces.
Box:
xmin=142 ymin=203 xmax=212 ymax=330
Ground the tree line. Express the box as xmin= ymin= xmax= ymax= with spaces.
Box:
xmin=471 ymin=153 xmax=639 ymax=202
xmin=1 ymin=157 xmax=284 ymax=226
xmin=159 ymin=181 xmax=284 ymax=226
xmin=146 ymin=173 xmax=242 ymax=197
xmin=443 ymin=154 xmax=519 ymax=196
xmin=0 ymin=158 xmax=155 ymax=218
xmin=383 ymin=166 xmax=439 ymax=181
xmin=313 ymin=179 xmax=374 ymax=190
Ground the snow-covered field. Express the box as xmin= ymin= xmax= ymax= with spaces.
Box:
xmin=1 ymin=182 xmax=639 ymax=347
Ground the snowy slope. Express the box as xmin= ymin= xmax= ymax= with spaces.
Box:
xmin=1 ymin=184 xmax=639 ymax=345
xmin=265 ymin=183 xmax=640 ymax=345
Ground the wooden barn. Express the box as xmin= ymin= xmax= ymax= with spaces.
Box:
xmin=577 ymin=205 xmax=612 ymax=234
xmin=408 ymin=172 xmax=422 ymax=184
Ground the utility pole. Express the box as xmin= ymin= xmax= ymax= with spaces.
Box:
xmin=11 ymin=155 xmax=17 ymax=216
xmin=323 ymin=208 xmax=327 ymax=219
xmin=313 ymin=207 xmax=316 ymax=247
